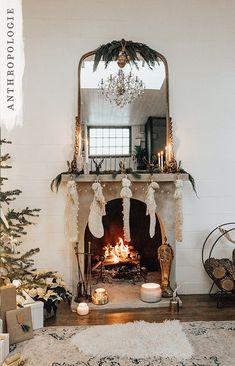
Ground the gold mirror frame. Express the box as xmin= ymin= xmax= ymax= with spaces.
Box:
xmin=72 ymin=44 xmax=173 ymax=169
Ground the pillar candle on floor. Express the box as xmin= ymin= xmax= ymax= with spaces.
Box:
xmin=140 ymin=283 xmax=162 ymax=303
xmin=77 ymin=303 xmax=89 ymax=316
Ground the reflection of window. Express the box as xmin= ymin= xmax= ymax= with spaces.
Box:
xmin=88 ymin=127 xmax=131 ymax=157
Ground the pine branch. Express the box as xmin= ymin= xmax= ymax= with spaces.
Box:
xmin=0 ymin=139 xmax=12 ymax=145
xmin=20 ymin=248 xmax=40 ymax=261
xmin=0 ymin=153 xmax=11 ymax=167
xmin=51 ymin=170 xmax=83 ymax=192
xmin=0 ymin=189 xmax=22 ymax=204
xmin=178 ymin=167 xmax=198 ymax=197
xmin=7 ymin=208 xmax=41 ymax=221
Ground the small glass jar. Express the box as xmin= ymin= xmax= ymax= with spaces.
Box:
xmin=77 ymin=302 xmax=89 ymax=315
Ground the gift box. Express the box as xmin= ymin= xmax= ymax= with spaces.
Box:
xmin=0 ymin=285 xmax=17 ymax=332
xmin=24 ymin=301 xmax=44 ymax=330
xmin=0 ymin=333 xmax=9 ymax=364
xmin=6 ymin=307 xmax=33 ymax=345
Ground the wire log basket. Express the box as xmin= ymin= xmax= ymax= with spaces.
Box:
xmin=202 ymin=222 xmax=235 ymax=308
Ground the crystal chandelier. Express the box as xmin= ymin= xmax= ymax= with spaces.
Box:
xmin=98 ymin=69 xmax=145 ymax=108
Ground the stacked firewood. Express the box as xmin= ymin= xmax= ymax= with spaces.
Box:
xmin=205 ymin=249 xmax=235 ymax=292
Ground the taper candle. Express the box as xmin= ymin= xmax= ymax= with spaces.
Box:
xmin=158 ymin=152 xmax=160 ymax=167
xmin=160 ymin=151 xmax=164 ymax=171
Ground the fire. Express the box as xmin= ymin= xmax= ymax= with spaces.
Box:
xmin=103 ymin=237 xmax=130 ymax=264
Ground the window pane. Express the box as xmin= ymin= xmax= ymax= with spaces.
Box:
xmin=110 ymin=147 xmax=116 ymax=155
xmin=109 ymin=138 xmax=116 ymax=146
xmin=96 ymin=138 xmax=102 ymax=147
xmin=96 ymin=147 xmax=102 ymax=154
xmin=116 ymin=138 xmax=122 ymax=146
xmin=116 ymin=129 xmax=122 ymax=137
xmin=103 ymin=129 xmax=109 ymax=137
xmin=116 ymin=147 xmax=123 ymax=155
xmin=103 ymin=137 xmax=110 ymax=147
xmin=110 ymin=129 xmax=116 ymax=137
xmin=90 ymin=147 xmax=96 ymax=155
xmin=89 ymin=129 xmax=96 ymax=137
xmin=96 ymin=129 xmax=103 ymax=137
xmin=123 ymin=146 xmax=129 ymax=155
xmin=102 ymin=147 xmax=110 ymax=155
xmin=89 ymin=138 xmax=96 ymax=146
xmin=123 ymin=138 xmax=129 ymax=147
xmin=123 ymin=129 xmax=129 ymax=137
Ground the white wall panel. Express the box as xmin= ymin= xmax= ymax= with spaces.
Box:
xmin=2 ymin=0 xmax=235 ymax=292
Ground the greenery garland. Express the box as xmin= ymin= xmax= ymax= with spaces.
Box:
xmin=93 ymin=39 xmax=160 ymax=71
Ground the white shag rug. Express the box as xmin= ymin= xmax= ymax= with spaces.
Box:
xmin=71 ymin=320 xmax=193 ymax=360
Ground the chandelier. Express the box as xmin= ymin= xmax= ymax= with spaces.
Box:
xmin=98 ymin=69 xmax=145 ymax=108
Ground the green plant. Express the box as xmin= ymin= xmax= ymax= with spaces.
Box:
xmin=134 ymin=145 xmax=147 ymax=160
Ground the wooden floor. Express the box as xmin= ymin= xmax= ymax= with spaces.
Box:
xmin=45 ymin=294 xmax=235 ymax=327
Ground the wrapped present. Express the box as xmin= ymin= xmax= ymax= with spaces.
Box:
xmin=0 ymin=285 xmax=17 ymax=332
xmin=6 ymin=307 xmax=33 ymax=345
xmin=0 ymin=333 xmax=9 ymax=364
xmin=3 ymin=352 xmax=25 ymax=366
xmin=24 ymin=301 xmax=44 ymax=330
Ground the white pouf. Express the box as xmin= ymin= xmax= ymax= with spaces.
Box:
xmin=140 ymin=283 xmax=162 ymax=303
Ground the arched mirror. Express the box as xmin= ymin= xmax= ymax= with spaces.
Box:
xmin=74 ymin=40 xmax=173 ymax=173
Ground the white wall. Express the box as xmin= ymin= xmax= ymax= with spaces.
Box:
xmin=2 ymin=0 xmax=235 ymax=293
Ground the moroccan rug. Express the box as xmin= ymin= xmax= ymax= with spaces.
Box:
xmin=11 ymin=320 xmax=235 ymax=366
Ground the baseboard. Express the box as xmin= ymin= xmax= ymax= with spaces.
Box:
xmin=177 ymin=281 xmax=212 ymax=295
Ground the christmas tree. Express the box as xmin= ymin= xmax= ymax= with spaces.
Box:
xmin=0 ymin=139 xmax=41 ymax=285
xmin=0 ymin=139 xmax=71 ymax=314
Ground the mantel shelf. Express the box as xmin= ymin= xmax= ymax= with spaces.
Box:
xmin=62 ymin=173 xmax=189 ymax=183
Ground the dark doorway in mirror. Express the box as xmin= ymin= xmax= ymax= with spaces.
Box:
xmin=84 ymin=198 xmax=162 ymax=278
xmin=145 ymin=117 xmax=167 ymax=160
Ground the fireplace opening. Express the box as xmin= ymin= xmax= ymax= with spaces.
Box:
xmin=84 ymin=198 xmax=162 ymax=277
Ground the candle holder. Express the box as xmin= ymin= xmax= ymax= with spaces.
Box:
xmin=169 ymin=297 xmax=180 ymax=315
xmin=92 ymin=288 xmax=109 ymax=305
xmin=77 ymin=302 xmax=89 ymax=315
xmin=140 ymin=283 xmax=162 ymax=303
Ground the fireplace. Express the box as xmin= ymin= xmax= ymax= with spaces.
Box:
xmin=84 ymin=198 xmax=162 ymax=279
xmin=65 ymin=173 xmax=188 ymax=299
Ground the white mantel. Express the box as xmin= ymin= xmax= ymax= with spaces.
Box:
xmin=63 ymin=173 xmax=189 ymax=183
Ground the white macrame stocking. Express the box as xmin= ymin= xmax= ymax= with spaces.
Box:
xmin=65 ymin=180 xmax=79 ymax=243
xmin=173 ymin=179 xmax=183 ymax=242
xmin=120 ymin=177 xmax=132 ymax=242
xmin=145 ymin=181 xmax=159 ymax=238
xmin=88 ymin=182 xmax=106 ymax=238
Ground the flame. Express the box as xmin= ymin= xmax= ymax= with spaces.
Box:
xmin=103 ymin=237 xmax=130 ymax=263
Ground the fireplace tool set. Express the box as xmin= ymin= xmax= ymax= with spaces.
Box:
xmin=74 ymin=241 xmax=92 ymax=303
